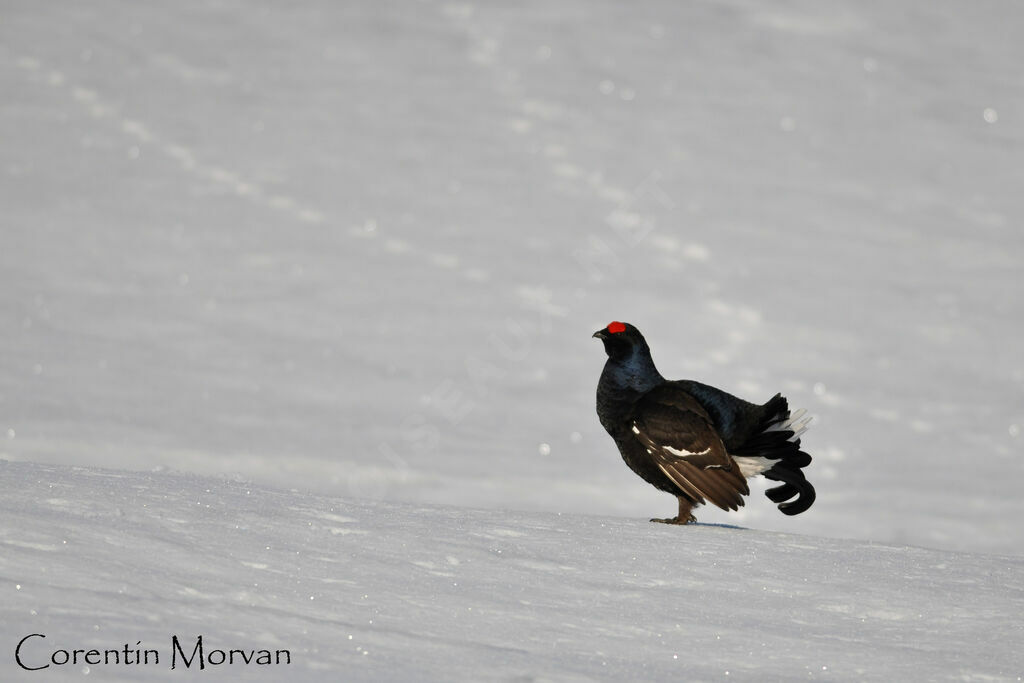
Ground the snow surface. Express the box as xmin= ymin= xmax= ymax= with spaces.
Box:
xmin=3 ymin=0 xmax=1021 ymax=556
xmin=2 ymin=461 xmax=1022 ymax=681
xmin=1 ymin=0 xmax=1023 ymax=677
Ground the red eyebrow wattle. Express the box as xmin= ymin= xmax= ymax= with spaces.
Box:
xmin=607 ymin=321 xmax=626 ymax=334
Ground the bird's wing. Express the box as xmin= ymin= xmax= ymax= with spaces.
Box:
xmin=630 ymin=387 xmax=749 ymax=511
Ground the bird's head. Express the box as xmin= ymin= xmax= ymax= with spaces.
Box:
xmin=592 ymin=321 xmax=650 ymax=362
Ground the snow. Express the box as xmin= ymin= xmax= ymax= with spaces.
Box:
xmin=1 ymin=0 xmax=1023 ymax=677
xmin=2 ymin=461 xmax=1022 ymax=681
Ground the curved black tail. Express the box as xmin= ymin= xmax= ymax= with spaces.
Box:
xmin=736 ymin=394 xmax=816 ymax=515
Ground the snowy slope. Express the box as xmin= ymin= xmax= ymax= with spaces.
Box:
xmin=1 ymin=0 xmax=1023 ymax=557
xmin=2 ymin=460 xmax=1022 ymax=682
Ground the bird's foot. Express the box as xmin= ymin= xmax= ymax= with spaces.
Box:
xmin=651 ymin=498 xmax=697 ymax=524
xmin=649 ymin=514 xmax=697 ymax=525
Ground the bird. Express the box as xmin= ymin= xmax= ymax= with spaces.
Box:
xmin=593 ymin=321 xmax=815 ymax=524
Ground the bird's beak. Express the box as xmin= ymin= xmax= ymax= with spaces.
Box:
xmin=592 ymin=329 xmax=607 ymax=340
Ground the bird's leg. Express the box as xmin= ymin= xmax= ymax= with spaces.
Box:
xmin=677 ymin=497 xmax=697 ymax=524
xmin=650 ymin=497 xmax=697 ymax=525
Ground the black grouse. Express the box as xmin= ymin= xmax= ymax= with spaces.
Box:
xmin=593 ymin=321 xmax=815 ymax=524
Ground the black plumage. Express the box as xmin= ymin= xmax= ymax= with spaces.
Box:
xmin=593 ymin=321 xmax=816 ymax=524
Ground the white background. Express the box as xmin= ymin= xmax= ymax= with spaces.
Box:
xmin=1 ymin=1 xmax=1022 ymax=679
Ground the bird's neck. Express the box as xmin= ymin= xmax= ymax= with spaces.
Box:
xmin=596 ymin=351 xmax=665 ymax=433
